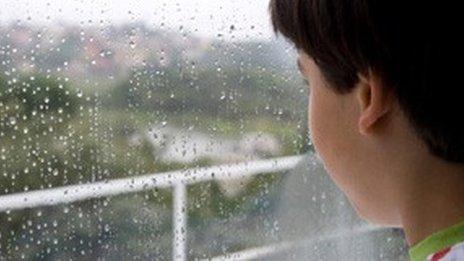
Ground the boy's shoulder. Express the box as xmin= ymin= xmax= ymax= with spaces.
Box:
xmin=410 ymin=220 xmax=464 ymax=261
xmin=427 ymin=241 xmax=464 ymax=261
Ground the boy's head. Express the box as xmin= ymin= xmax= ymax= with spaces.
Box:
xmin=270 ymin=0 xmax=463 ymax=225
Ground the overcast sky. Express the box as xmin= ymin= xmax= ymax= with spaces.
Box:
xmin=0 ymin=0 xmax=275 ymax=41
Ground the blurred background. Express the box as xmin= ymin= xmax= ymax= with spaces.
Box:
xmin=0 ymin=0 xmax=407 ymax=259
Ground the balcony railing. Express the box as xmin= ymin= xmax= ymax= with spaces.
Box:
xmin=0 ymin=155 xmax=383 ymax=260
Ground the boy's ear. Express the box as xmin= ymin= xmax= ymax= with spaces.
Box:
xmin=356 ymin=71 xmax=393 ymax=135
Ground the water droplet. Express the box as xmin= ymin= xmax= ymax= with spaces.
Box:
xmin=9 ymin=117 xmax=17 ymax=125
xmin=129 ymin=41 xmax=136 ymax=49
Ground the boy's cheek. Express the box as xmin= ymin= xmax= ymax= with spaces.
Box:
xmin=308 ymin=86 xmax=363 ymax=210
xmin=308 ymin=88 xmax=341 ymax=176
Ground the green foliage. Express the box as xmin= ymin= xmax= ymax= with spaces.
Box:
xmin=105 ymin=65 xmax=306 ymax=121
xmin=0 ymin=57 xmax=307 ymax=258
xmin=0 ymin=75 xmax=78 ymax=118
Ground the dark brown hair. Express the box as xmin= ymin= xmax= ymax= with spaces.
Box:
xmin=270 ymin=0 xmax=464 ymax=163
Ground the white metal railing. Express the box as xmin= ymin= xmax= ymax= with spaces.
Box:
xmin=0 ymin=155 xmax=303 ymax=260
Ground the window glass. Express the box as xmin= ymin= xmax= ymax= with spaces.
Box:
xmin=0 ymin=0 xmax=406 ymax=260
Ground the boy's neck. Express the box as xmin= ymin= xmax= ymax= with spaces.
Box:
xmin=398 ymin=157 xmax=464 ymax=246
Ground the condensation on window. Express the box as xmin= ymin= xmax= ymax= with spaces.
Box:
xmin=0 ymin=0 xmax=407 ymax=260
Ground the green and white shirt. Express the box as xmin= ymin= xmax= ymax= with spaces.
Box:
xmin=409 ymin=219 xmax=464 ymax=261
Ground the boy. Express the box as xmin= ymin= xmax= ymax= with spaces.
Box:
xmin=269 ymin=0 xmax=464 ymax=260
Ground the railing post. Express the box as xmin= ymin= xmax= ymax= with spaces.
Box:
xmin=173 ymin=183 xmax=187 ymax=261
